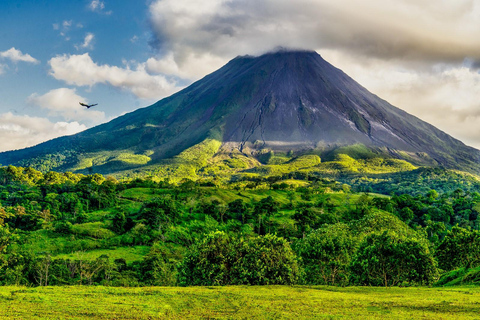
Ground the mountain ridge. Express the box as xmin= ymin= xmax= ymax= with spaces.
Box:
xmin=1 ymin=50 xmax=479 ymax=175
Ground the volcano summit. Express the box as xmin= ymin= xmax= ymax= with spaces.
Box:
xmin=1 ymin=50 xmax=479 ymax=175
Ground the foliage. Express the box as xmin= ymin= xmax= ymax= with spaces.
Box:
xmin=294 ymin=224 xmax=357 ymax=285
xmin=350 ymin=231 xmax=438 ymax=287
xmin=436 ymin=226 xmax=480 ymax=271
xmin=178 ymin=231 xmax=299 ymax=286
xmin=0 ymin=163 xmax=478 ymax=288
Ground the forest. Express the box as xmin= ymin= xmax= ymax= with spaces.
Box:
xmin=0 ymin=164 xmax=479 ymax=288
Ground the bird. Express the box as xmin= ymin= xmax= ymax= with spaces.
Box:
xmin=80 ymin=102 xmax=98 ymax=108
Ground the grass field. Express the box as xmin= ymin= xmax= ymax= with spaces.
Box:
xmin=0 ymin=285 xmax=479 ymax=319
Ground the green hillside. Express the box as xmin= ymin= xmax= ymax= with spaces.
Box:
xmin=0 ymin=161 xmax=479 ymax=289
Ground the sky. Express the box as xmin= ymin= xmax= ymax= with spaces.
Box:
xmin=1 ymin=0 xmax=480 ymax=152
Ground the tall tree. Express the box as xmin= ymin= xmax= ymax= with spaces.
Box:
xmin=350 ymin=231 xmax=438 ymax=287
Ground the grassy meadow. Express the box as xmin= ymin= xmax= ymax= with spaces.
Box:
xmin=1 ymin=285 xmax=479 ymax=319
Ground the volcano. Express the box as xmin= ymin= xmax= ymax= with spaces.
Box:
xmin=1 ymin=50 xmax=479 ymax=174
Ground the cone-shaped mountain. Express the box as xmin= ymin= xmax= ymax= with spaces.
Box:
xmin=1 ymin=50 xmax=479 ymax=173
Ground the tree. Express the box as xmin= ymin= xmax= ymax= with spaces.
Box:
xmin=138 ymin=197 xmax=180 ymax=232
xmin=178 ymin=232 xmax=299 ymax=286
xmin=1 ymin=250 xmax=36 ymax=285
xmin=354 ymin=193 xmax=372 ymax=219
xmin=427 ymin=189 xmax=439 ymax=201
xmin=227 ymin=199 xmax=250 ymax=223
xmin=0 ymin=210 xmax=14 ymax=255
xmin=253 ymin=196 xmax=279 ymax=234
xmin=398 ymin=207 xmax=414 ymax=223
xmin=139 ymin=244 xmax=177 ymax=286
xmin=232 ymin=234 xmax=299 ymax=285
xmin=293 ymin=204 xmax=323 ymax=236
xmin=111 ymin=209 xmax=127 ymax=234
xmin=35 ymin=255 xmax=52 ymax=286
xmin=436 ymin=226 xmax=480 ymax=271
xmin=350 ymin=231 xmax=438 ymax=287
xmin=177 ymin=231 xmax=233 ymax=286
xmin=294 ymin=224 xmax=357 ymax=285
xmin=42 ymin=171 xmax=67 ymax=185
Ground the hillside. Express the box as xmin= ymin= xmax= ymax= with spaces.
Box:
xmin=0 ymin=50 xmax=479 ymax=176
xmin=0 ymin=164 xmax=479 ymax=289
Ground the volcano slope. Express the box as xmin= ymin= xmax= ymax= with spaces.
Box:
xmin=0 ymin=50 xmax=479 ymax=176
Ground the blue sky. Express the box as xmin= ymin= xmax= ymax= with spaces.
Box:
xmin=1 ymin=0 xmax=480 ymax=151
xmin=0 ymin=0 xmax=173 ymax=151
xmin=1 ymin=0 xmax=153 ymax=114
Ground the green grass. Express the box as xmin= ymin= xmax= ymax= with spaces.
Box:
xmin=312 ymin=154 xmax=417 ymax=175
xmin=326 ymin=144 xmax=379 ymax=160
xmin=53 ymin=246 xmax=150 ymax=263
xmin=71 ymin=222 xmax=116 ymax=239
xmin=72 ymin=150 xmax=153 ymax=171
xmin=248 ymin=155 xmax=321 ymax=175
xmin=175 ymin=138 xmax=222 ymax=167
xmin=0 ymin=286 xmax=479 ymax=319
xmin=119 ymin=188 xmax=159 ymax=202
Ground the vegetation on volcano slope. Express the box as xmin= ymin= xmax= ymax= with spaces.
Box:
xmin=0 ymin=162 xmax=479 ymax=288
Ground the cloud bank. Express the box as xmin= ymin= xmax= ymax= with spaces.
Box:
xmin=0 ymin=112 xmax=86 ymax=152
xmin=148 ymin=0 xmax=480 ymax=73
xmin=28 ymin=88 xmax=105 ymax=123
xmin=48 ymin=53 xmax=180 ymax=99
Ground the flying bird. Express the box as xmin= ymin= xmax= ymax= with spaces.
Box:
xmin=80 ymin=102 xmax=98 ymax=108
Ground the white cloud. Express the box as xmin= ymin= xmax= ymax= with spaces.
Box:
xmin=0 ymin=48 xmax=39 ymax=64
xmin=28 ymin=88 xmax=105 ymax=123
xmin=62 ymin=20 xmax=72 ymax=29
xmin=89 ymin=0 xmax=105 ymax=11
xmin=89 ymin=0 xmax=111 ymax=14
xmin=130 ymin=35 xmax=139 ymax=43
xmin=48 ymin=53 xmax=181 ymax=99
xmin=55 ymin=20 xmax=79 ymax=39
xmin=0 ymin=112 xmax=86 ymax=152
xmin=146 ymin=51 xmax=226 ymax=80
xmin=75 ymin=33 xmax=95 ymax=50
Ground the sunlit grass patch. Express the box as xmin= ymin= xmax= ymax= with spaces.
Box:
xmin=0 ymin=285 xmax=479 ymax=319
xmin=53 ymin=246 xmax=150 ymax=263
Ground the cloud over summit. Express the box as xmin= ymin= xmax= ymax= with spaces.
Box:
xmin=148 ymin=0 xmax=480 ymax=68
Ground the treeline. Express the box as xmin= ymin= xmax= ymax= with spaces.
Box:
xmin=0 ymin=165 xmax=479 ymax=287
xmin=346 ymin=167 xmax=480 ymax=196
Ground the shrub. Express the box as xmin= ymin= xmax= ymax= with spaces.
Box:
xmin=178 ymin=232 xmax=299 ymax=286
